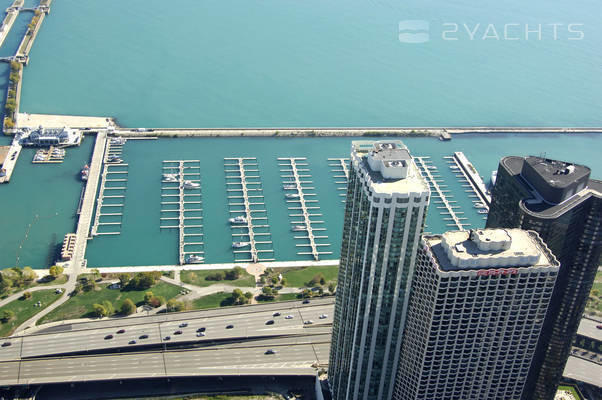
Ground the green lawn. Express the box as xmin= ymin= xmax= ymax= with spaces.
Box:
xmin=191 ymin=292 xmax=233 ymax=310
xmin=0 ymin=274 xmax=69 ymax=300
xmin=181 ymin=269 xmax=256 ymax=288
xmin=557 ymin=385 xmax=583 ymax=400
xmin=280 ymin=266 xmax=339 ymax=287
xmin=37 ymin=274 xmax=69 ymax=286
xmin=0 ymin=290 xmax=62 ymax=337
xmin=38 ymin=281 xmax=181 ymax=324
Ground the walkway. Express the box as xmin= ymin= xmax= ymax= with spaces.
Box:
xmin=0 ymin=285 xmax=63 ymax=308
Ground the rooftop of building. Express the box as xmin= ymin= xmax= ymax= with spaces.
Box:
xmin=351 ymin=140 xmax=429 ymax=196
xmin=425 ymin=228 xmax=558 ymax=272
xmin=500 ymin=156 xmax=601 ymax=218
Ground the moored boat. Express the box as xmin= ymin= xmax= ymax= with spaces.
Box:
xmin=81 ymin=164 xmax=90 ymax=181
xmin=182 ymin=180 xmax=200 ymax=189
xmin=232 ymin=241 xmax=250 ymax=248
xmin=229 ymin=215 xmax=247 ymax=224
xmin=185 ymin=254 xmax=204 ymax=264
xmin=292 ymin=225 xmax=306 ymax=231
xmin=285 ymin=193 xmax=300 ymax=199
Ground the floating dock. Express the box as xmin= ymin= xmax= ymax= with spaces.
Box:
xmin=278 ymin=157 xmax=331 ymax=261
xmin=60 ymin=233 xmax=76 ymax=261
xmin=31 ymin=146 xmax=65 ymax=163
xmin=328 ymin=158 xmax=349 ymax=202
xmin=90 ymin=140 xmax=128 ymax=236
xmin=224 ymin=157 xmax=274 ymax=263
xmin=445 ymin=152 xmax=491 ymax=213
xmin=414 ymin=156 xmax=468 ymax=230
xmin=160 ymin=160 xmax=204 ymax=265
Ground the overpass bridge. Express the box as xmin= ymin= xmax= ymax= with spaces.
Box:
xmin=0 ymin=298 xmax=335 ymax=386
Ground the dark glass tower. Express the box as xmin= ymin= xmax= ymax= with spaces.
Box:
xmin=486 ymin=156 xmax=602 ymax=400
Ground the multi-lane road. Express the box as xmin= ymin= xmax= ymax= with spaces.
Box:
xmin=0 ymin=299 xmax=334 ymax=386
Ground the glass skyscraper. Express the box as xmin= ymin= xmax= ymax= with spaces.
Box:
xmin=486 ymin=156 xmax=602 ymax=400
xmin=328 ymin=140 xmax=430 ymax=400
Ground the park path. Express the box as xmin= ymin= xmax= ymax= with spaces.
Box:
xmin=0 ymin=285 xmax=64 ymax=308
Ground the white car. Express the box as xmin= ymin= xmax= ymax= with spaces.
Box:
xmin=284 ymin=315 xmax=294 ymax=320
xmin=304 ymin=320 xmax=314 ymax=325
xmin=319 ymin=314 xmax=328 ymax=319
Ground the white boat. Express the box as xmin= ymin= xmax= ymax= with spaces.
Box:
xmin=490 ymin=170 xmax=497 ymax=187
xmin=474 ymin=202 xmax=485 ymax=209
xmin=110 ymin=137 xmax=127 ymax=145
xmin=163 ymin=173 xmax=178 ymax=182
xmin=283 ymin=184 xmax=296 ymax=190
xmin=81 ymin=164 xmax=90 ymax=181
xmin=185 ymin=254 xmax=204 ymax=264
xmin=292 ymin=225 xmax=306 ymax=232
xmin=232 ymin=242 xmax=250 ymax=248
xmin=285 ymin=193 xmax=300 ymax=199
xmin=106 ymin=156 xmax=122 ymax=163
xmin=478 ymin=209 xmax=488 ymax=214
xmin=229 ymin=215 xmax=247 ymax=224
xmin=182 ymin=180 xmax=200 ymax=189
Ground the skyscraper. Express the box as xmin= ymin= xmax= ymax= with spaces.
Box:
xmin=328 ymin=140 xmax=430 ymax=400
xmin=486 ymin=156 xmax=602 ymax=400
xmin=394 ymin=228 xmax=560 ymax=400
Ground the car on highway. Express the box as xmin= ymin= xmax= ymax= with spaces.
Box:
xmin=164 ymin=336 xmax=171 ymax=341
xmin=116 ymin=329 xmax=126 ymax=334
xmin=196 ymin=327 xmax=206 ymax=333
xmin=139 ymin=334 xmax=149 ymax=339
xmin=273 ymin=312 xmax=281 ymax=317
xmin=284 ymin=315 xmax=293 ymax=319
xmin=1 ymin=342 xmax=11 ymax=347
xmin=302 ymin=299 xmax=310 ymax=304
xmin=265 ymin=320 xmax=275 ymax=325
xmin=104 ymin=334 xmax=114 ymax=340
xmin=128 ymin=340 xmax=136 ymax=345
xmin=597 ymin=325 xmax=602 ymax=330
xmin=319 ymin=314 xmax=328 ymax=319
xmin=304 ymin=320 xmax=314 ymax=325
xmin=265 ymin=349 xmax=277 ymax=355
xmin=174 ymin=330 xmax=183 ymax=335
xmin=226 ymin=324 xmax=234 ymax=329
xmin=196 ymin=332 xmax=206 ymax=337
xmin=179 ymin=322 xmax=188 ymax=328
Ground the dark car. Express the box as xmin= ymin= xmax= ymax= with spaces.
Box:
xmin=139 ymin=334 xmax=149 ymax=339
xmin=265 ymin=320 xmax=275 ymax=325
xmin=265 ymin=349 xmax=277 ymax=355
xmin=226 ymin=324 xmax=234 ymax=329
xmin=596 ymin=325 xmax=602 ymax=330
xmin=164 ymin=336 xmax=171 ymax=341
xmin=1 ymin=342 xmax=11 ymax=347
xmin=116 ymin=329 xmax=126 ymax=334
xmin=179 ymin=322 xmax=188 ymax=328
xmin=273 ymin=312 xmax=281 ymax=317
xmin=128 ymin=340 xmax=136 ymax=345
xmin=196 ymin=327 xmax=206 ymax=333
xmin=302 ymin=299 xmax=310 ymax=304
xmin=104 ymin=334 xmax=114 ymax=340
xmin=174 ymin=330 xmax=183 ymax=335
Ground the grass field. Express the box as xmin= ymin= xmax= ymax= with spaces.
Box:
xmin=279 ymin=266 xmax=339 ymax=287
xmin=191 ymin=292 xmax=233 ymax=310
xmin=557 ymin=385 xmax=583 ymax=400
xmin=586 ymin=271 xmax=602 ymax=314
xmin=0 ymin=290 xmax=62 ymax=337
xmin=181 ymin=269 xmax=256 ymax=288
xmin=38 ymin=281 xmax=181 ymax=324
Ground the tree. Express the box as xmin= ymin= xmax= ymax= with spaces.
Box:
xmin=319 ymin=277 xmax=326 ymax=286
xmin=244 ymin=291 xmax=253 ymax=300
xmin=231 ymin=288 xmax=246 ymax=305
xmin=22 ymin=291 xmax=32 ymax=300
xmin=149 ymin=295 xmax=165 ymax=308
xmin=328 ymin=283 xmax=336 ymax=294
xmin=309 ymin=273 xmax=325 ymax=287
xmin=21 ymin=267 xmax=36 ymax=284
xmin=262 ymin=286 xmax=273 ymax=296
xmin=121 ymin=298 xmax=136 ymax=315
xmin=166 ymin=298 xmax=185 ymax=312
xmin=102 ymin=300 xmax=114 ymax=316
xmin=206 ymin=271 xmax=225 ymax=281
xmin=144 ymin=291 xmax=154 ymax=304
xmin=301 ymin=289 xmax=312 ymax=298
xmin=0 ymin=310 xmax=15 ymax=323
xmin=49 ymin=265 xmax=64 ymax=278
xmin=90 ymin=269 xmax=100 ymax=281
xmin=128 ymin=272 xmax=157 ymax=290
xmin=92 ymin=303 xmax=108 ymax=318
xmin=280 ymin=278 xmax=287 ymax=286
xmin=118 ymin=273 xmax=131 ymax=286
xmin=271 ymin=277 xmax=278 ymax=285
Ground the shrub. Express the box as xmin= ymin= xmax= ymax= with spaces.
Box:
xmin=0 ymin=310 xmax=15 ymax=323
xmin=49 ymin=265 xmax=64 ymax=278
xmin=21 ymin=291 xmax=32 ymax=300
xmin=166 ymin=299 xmax=185 ymax=312
xmin=121 ymin=298 xmax=136 ymax=315
xmin=92 ymin=304 xmax=108 ymax=318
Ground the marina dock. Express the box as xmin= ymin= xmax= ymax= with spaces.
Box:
xmin=71 ymin=131 xmax=107 ymax=269
xmin=415 ymin=156 xmax=468 ymax=230
xmin=0 ymin=136 xmax=21 ymax=183
xmin=0 ymin=0 xmax=24 ymax=48
xmin=224 ymin=157 xmax=274 ymax=263
xmin=278 ymin=157 xmax=332 ymax=261
xmin=328 ymin=158 xmax=349 ymax=202
xmin=31 ymin=146 xmax=65 ymax=163
xmin=161 ymin=160 xmax=204 ymax=265
xmin=446 ymin=152 xmax=491 ymax=211
xmin=90 ymin=140 xmax=128 ymax=236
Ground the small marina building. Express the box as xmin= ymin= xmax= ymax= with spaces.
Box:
xmin=20 ymin=126 xmax=82 ymax=147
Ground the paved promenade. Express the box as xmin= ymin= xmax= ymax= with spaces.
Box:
xmin=16 ymin=112 xmax=115 ymax=128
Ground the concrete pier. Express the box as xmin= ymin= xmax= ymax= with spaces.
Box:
xmin=224 ymin=157 xmax=274 ymax=263
xmin=278 ymin=157 xmax=331 ymax=260
xmin=328 ymin=158 xmax=350 ymax=201
xmin=0 ymin=0 xmax=23 ymax=48
xmin=448 ymin=152 xmax=491 ymax=210
xmin=0 ymin=136 xmax=21 ymax=183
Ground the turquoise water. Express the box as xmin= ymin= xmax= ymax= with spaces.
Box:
xmin=18 ymin=0 xmax=602 ymax=127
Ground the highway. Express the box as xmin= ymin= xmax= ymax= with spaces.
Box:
xmin=0 ymin=299 xmax=334 ymax=386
